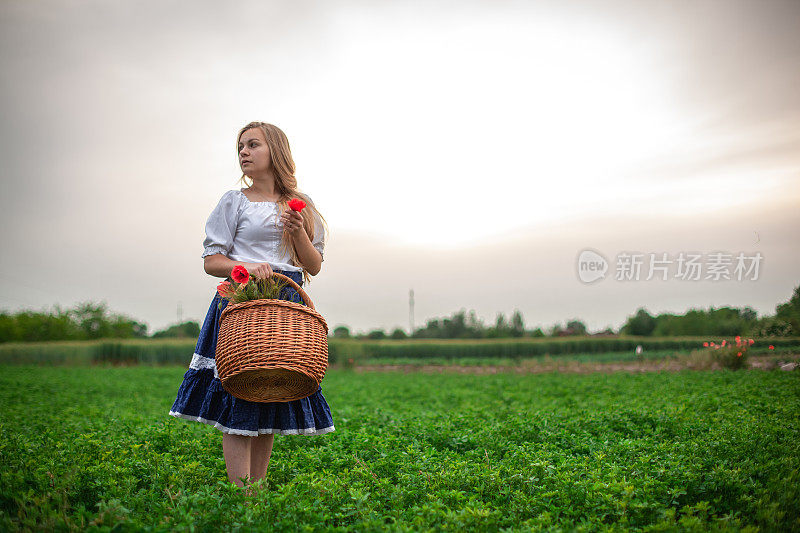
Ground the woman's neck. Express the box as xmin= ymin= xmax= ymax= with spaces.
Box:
xmin=246 ymin=173 xmax=280 ymax=200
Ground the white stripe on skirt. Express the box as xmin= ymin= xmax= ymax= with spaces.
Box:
xmin=189 ymin=352 xmax=219 ymax=379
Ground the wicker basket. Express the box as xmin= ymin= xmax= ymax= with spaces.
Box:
xmin=215 ymin=272 xmax=328 ymax=402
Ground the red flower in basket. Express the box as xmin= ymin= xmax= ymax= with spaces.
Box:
xmin=288 ymin=198 xmax=306 ymax=212
xmin=217 ymin=280 xmax=234 ymax=297
xmin=231 ymin=265 xmax=249 ymax=284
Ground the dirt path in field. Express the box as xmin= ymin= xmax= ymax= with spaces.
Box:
xmin=349 ymin=354 xmax=800 ymax=375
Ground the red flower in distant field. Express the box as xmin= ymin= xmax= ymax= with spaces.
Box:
xmin=288 ymin=198 xmax=306 ymax=212
xmin=769 ymin=345 xmax=774 ymax=350
xmin=749 ymin=339 xmax=754 ymax=345
xmin=721 ymin=340 xmax=726 ymax=346
xmin=703 ymin=342 xmax=709 ymax=347
xmin=737 ymin=352 xmax=742 ymax=357
xmin=216 ymin=281 xmax=233 ymax=297
xmin=710 ymin=342 xmax=715 ymax=346
xmin=231 ymin=265 xmax=249 ymax=284
xmin=735 ymin=336 xmax=741 ymax=343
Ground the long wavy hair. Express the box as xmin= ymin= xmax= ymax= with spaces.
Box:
xmin=236 ymin=122 xmax=328 ymax=285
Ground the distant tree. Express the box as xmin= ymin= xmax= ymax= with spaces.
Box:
xmin=591 ymin=327 xmax=616 ymax=337
xmin=529 ymin=328 xmax=545 ymax=338
xmin=466 ymin=310 xmax=485 ymax=338
xmin=0 ymin=301 xmax=147 ymax=342
xmin=413 ymin=318 xmax=443 ymax=339
xmin=622 ymin=308 xmax=657 ymax=336
xmin=390 ymin=328 xmax=407 ymax=340
xmin=775 ymin=285 xmax=800 ymax=335
xmin=152 ymin=321 xmax=200 ymax=338
xmin=413 ymin=309 xmax=488 ymax=339
xmin=651 ymin=306 xmax=759 ymax=336
xmin=495 ymin=313 xmax=508 ymax=332
xmin=367 ymin=329 xmax=386 ymax=340
xmin=485 ymin=312 xmax=511 ymax=338
xmin=755 ymin=286 xmax=800 ymax=337
xmin=73 ymin=302 xmax=111 ymax=339
xmin=741 ymin=307 xmax=758 ymax=322
xmin=0 ymin=312 xmax=16 ymax=341
xmin=757 ymin=316 xmax=792 ymax=337
xmin=547 ymin=320 xmax=587 ymax=337
xmin=565 ymin=320 xmax=587 ymax=336
xmin=510 ymin=310 xmax=525 ymax=337
xmin=442 ymin=310 xmax=468 ymax=338
xmin=333 ymin=325 xmax=351 ymax=339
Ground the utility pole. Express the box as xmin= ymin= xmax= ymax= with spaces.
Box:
xmin=409 ymin=289 xmax=415 ymax=335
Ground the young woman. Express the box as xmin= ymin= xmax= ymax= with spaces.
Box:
xmin=169 ymin=122 xmax=334 ymax=493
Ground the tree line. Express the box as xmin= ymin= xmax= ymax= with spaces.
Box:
xmin=333 ymin=285 xmax=800 ymax=340
xmin=0 ymin=302 xmax=199 ymax=343
xmin=2 ymin=285 xmax=798 ymax=343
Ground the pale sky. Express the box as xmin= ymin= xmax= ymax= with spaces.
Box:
xmin=1 ymin=0 xmax=799 ymax=335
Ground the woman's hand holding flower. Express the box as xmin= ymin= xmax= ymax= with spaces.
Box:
xmin=280 ymin=208 xmax=305 ymax=237
xmin=241 ymin=262 xmax=274 ymax=281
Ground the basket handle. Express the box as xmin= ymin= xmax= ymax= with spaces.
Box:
xmin=269 ymin=272 xmax=316 ymax=310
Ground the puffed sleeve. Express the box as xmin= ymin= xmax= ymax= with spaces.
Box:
xmin=307 ymin=196 xmax=326 ymax=262
xmin=201 ymin=190 xmax=240 ymax=258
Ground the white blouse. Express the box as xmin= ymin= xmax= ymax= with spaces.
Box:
xmin=201 ymin=189 xmax=325 ymax=273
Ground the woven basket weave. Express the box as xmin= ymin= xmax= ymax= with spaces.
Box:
xmin=215 ymin=273 xmax=328 ymax=402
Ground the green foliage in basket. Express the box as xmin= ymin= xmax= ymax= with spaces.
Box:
xmin=216 ymin=269 xmax=290 ymax=310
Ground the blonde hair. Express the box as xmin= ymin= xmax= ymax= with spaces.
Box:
xmin=236 ymin=122 xmax=328 ymax=285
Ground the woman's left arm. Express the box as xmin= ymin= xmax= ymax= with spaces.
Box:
xmin=281 ymin=209 xmax=322 ymax=276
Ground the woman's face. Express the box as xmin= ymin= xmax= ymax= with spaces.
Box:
xmin=238 ymin=128 xmax=271 ymax=176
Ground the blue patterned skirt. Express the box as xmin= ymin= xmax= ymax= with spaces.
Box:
xmin=169 ymin=269 xmax=335 ymax=436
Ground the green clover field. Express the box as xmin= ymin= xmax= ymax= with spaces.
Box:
xmin=1 ymin=365 xmax=799 ymax=531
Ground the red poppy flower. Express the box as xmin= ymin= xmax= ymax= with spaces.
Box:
xmin=288 ymin=198 xmax=306 ymax=212
xmin=216 ymin=281 xmax=233 ymax=297
xmin=703 ymin=342 xmax=709 ymax=347
xmin=721 ymin=340 xmax=726 ymax=346
xmin=769 ymin=345 xmax=774 ymax=350
xmin=735 ymin=336 xmax=741 ymax=342
xmin=231 ymin=265 xmax=249 ymax=284
xmin=737 ymin=352 xmax=742 ymax=357
xmin=748 ymin=339 xmax=754 ymax=345
xmin=710 ymin=342 xmax=715 ymax=346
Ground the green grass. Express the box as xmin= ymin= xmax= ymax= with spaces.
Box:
xmin=358 ymin=348 xmax=796 ymax=367
xmin=359 ymin=350 xmax=686 ymax=366
xmin=1 ymin=365 xmax=799 ymax=531
xmin=2 ymin=337 xmax=798 ymax=367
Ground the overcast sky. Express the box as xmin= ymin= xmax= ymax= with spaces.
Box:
xmin=1 ymin=0 xmax=798 ymax=335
